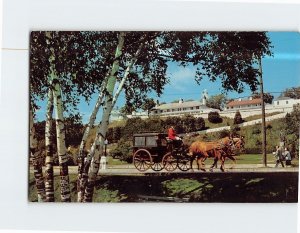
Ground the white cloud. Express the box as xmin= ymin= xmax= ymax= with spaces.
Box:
xmin=168 ymin=66 xmax=197 ymax=91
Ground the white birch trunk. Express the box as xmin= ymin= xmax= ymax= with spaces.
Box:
xmin=44 ymin=88 xmax=54 ymax=202
xmin=30 ymin=109 xmax=46 ymax=202
xmin=51 ymin=70 xmax=71 ymax=202
xmin=76 ymin=77 xmax=108 ymax=202
xmin=82 ymin=32 xmax=126 ymax=202
xmin=84 ymin=41 xmax=144 ymax=202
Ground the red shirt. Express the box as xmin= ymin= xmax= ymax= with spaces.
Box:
xmin=168 ymin=127 xmax=177 ymax=140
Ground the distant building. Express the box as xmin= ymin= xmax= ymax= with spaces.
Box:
xmin=222 ymin=95 xmax=300 ymax=119
xmin=150 ymin=90 xmax=219 ymax=117
xmin=273 ymin=96 xmax=300 ymax=107
xmin=110 ymin=107 xmax=124 ymax=122
xmin=226 ymin=97 xmax=263 ymax=110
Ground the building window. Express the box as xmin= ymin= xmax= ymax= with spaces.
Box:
xmin=196 ymin=106 xmax=200 ymax=110
xmin=183 ymin=108 xmax=186 ymax=110
xmin=286 ymin=101 xmax=288 ymax=104
xmin=167 ymin=109 xmax=170 ymax=112
xmin=190 ymin=107 xmax=193 ymax=110
xmin=277 ymin=101 xmax=279 ymax=105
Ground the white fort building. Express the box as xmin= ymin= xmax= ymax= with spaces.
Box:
xmin=149 ymin=89 xmax=219 ymax=117
xmin=110 ymin=89 xmax=300 ymax=121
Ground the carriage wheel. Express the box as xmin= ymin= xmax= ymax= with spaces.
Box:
xmin=162 ymin=152 xmax=177 ymax=171
xmin=133 ymin=149 xmax=152 ymax=172
xmin=151 ymin=162 xmax=165 ymax=171
xmin=177 ymin=156 xmax=192 ymax=171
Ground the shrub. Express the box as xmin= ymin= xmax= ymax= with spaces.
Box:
xmin=252 ymin=128 xmax=261 ymax=134
xmin=233 ymin=111 xmax=243 ymax=124
xmin=164 ymin=116 xmax=184 ymax=133
xmin=195 ymin=117 xmax=205 ymax=131
xmin=231 ymin=125 xmax=241 ymax=136
xmin=122 ymin=117 xmax=146 ymax=138
xmin=208 ymin=111 xmax=222 ymax=124
xmin=218 ymin=129 xmax=230 ymax=139
xmin=146 ymin=117 xmax=164 ymax=133
xmin=110 ymin=139 xmax=132 ymax=163
xmin=181 ymin=114 xmax=196 ymax=133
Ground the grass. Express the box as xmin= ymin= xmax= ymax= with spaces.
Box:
xmin=28 ymin=174 xmax=127 ymax=202
xmin=29 ymin=172 xmax=299 ymax=203
xmin=107 ymin=157 xmax=128 ymax=166
xmin=200 ymin=153 xmax=299 ymax=166
xmin=204 ymin=117 xmax=233 ymax=129
xmin=243 ymin=112 xmax=282 ymax=122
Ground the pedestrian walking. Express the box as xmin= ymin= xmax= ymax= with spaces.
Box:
xmin=274 ymin=145 xmax=285 ymax=168
xmin=283 ymin=147 xmax=292 ymax=166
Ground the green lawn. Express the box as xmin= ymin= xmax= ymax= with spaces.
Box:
xmin=200 ymin=153 xmax=299 ymax=166
xmin=29 ymin=172 xmax=299 ymax=202
xmin=204 ymin=117 xmax=232 ymax=129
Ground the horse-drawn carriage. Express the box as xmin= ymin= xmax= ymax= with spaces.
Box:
xmin=132 ymin=132 xmax=245 ymax=172
xmin=132 ymin=132 xmax=191 ymax=172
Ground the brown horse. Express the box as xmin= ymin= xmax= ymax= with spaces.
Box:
xmin=189 ymin=136 xmax=244 ymax=172
xmin=189 ymin=137 xmax=233 ymax=171
xmin=210 ymin=136 xmax=245 ymax=171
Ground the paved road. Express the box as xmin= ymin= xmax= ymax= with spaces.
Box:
xmin=30 ymin=164 xmax=298 ymax=175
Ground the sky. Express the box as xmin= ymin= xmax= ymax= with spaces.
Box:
xmin=35 ymin=32 xmax=300 ymax=123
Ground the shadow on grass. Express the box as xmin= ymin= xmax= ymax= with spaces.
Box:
xmin=29 ymin=172 xmax=298 ymax=203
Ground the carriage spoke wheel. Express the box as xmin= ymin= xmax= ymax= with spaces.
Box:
xmin=177 ymin=156 xmax=192 ymax=171
xmin=133 ymin=149 xmax=152 ymax=172
xmin=162 ymin=152 xmax=177 ymax=171
xmin=151 ymin=161 xmax=164 ymax=171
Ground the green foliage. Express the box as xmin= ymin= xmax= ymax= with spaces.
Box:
xmin=252 ymin=92 xmax=274 ymax=104
xmin=218 ymin=129 xmax=231 ymax=139
xmin=195 ymin=117 xmax=206 ymax=131
xmin=208 ymin=111 xmax=222 ymax=124
xmin=110 ymin=139 xmax=132 ymax=162
xmin=206 ymin=94 xmax=227 ymax=110
xmin=121 ymin=117 xmax=147 ymax=139
xmin=33 ymin=117 xmax=84 ymax=165
xmin=233 ymin=111 xmax=243 ymax=124
xmin=181 ymin=114 xmax=196 ymax=132
xmin=141 ymin=98 xmax=156 ymax=115
xmin=107 ymin=126 xmax=122 ymax=143
xmin=284 ymin=105 xmax=300 ymax=157
xmin=282 ymin=86 xmax=300 ymax=99
xmin=162 ymin=178 xmax=202 ymax=197
xmin=164 ymin=116 xmax=184 ymax=134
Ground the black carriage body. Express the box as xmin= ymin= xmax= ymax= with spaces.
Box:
xmin=132 ymin=132 xmax=168 ymax=157
xmin=132 ymin=132 xmax=191 ymax=172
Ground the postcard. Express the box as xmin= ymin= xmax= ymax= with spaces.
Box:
xmin=29 ymin=31 xmax=299 ymax=203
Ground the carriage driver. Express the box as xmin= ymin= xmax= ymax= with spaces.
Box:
xmin=168 ymin=126 xmax=182 ymax=147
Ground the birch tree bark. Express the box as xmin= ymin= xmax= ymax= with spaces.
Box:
xmin=76 ymin=76 xmax=108 ymax=202
xmin=29 ymin=109 xmax=46 ymax=202
xmin=44 ymin=88 xmax=55 ymax=202
xmin=83 ymin=41 xmax=144 ymax=202
xmin=51 ymin=68 xmax=71 ymax=202
xmin=82 ymin=32 xmax=126 ymax=202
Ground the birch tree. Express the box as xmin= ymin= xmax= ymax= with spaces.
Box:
xmin=30 ymin=31 xmax=114 ymax=201
xmin=29 ymin=109 xmax=46 ymax=202
xmin=44 ymin=88 xmax=54 ymax=201
xmin=77 ymin=32 xmax=126 ymax=202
